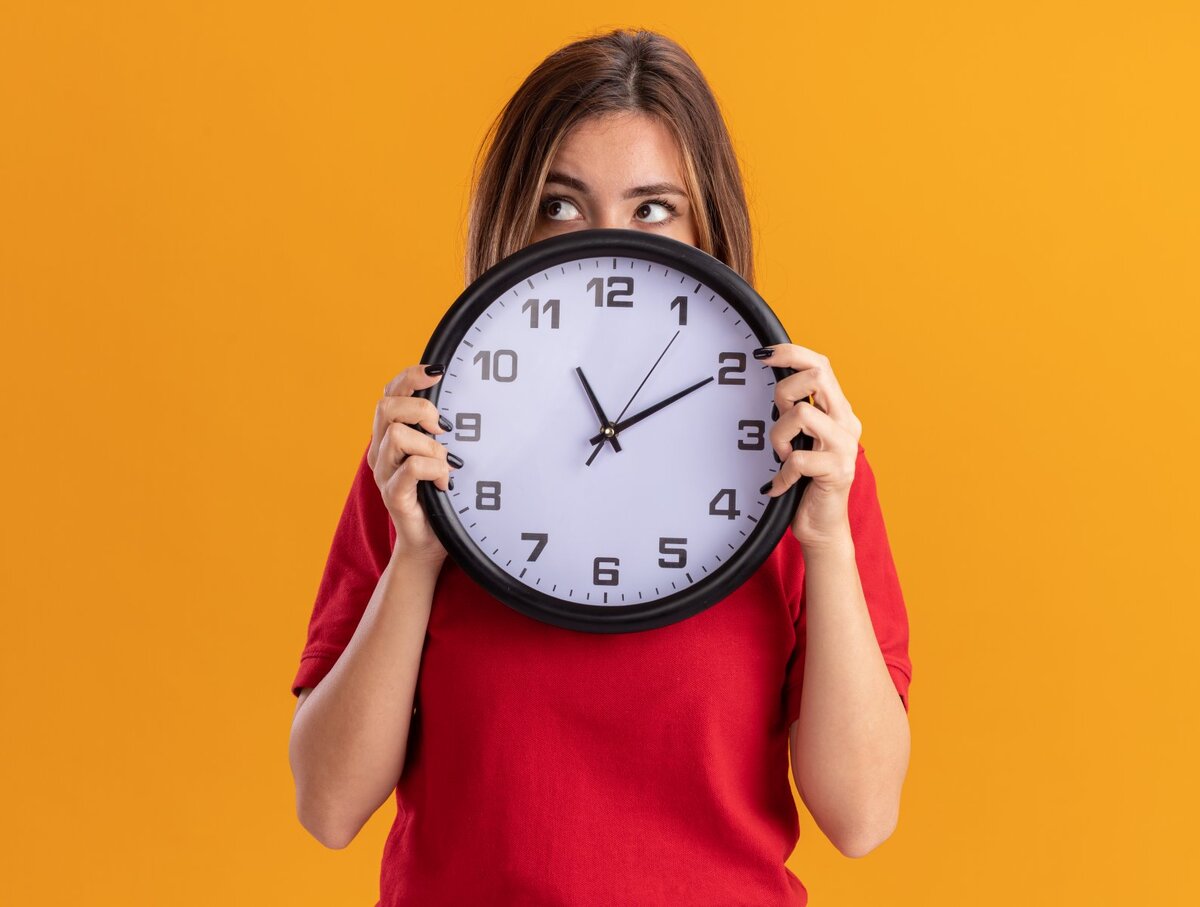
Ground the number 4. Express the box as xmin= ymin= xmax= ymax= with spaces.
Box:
xmin=708 ymin=488 xmax=741 ymax=520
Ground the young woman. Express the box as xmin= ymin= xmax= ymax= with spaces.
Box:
xmin=288 ymin=28 xmax=912 ymax=906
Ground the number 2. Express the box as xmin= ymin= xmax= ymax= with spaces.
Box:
xmin=588 ymin=276 xmax=634 ymax=307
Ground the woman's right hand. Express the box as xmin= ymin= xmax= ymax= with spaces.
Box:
xmin=369 ymin=363 xmax=460 ymax=566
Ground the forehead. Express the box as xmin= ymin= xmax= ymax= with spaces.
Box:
xmin=549 ymin=112 xmax=686 ymax=186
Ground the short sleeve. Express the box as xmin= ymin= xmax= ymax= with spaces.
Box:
xmin=783 ymin=444 xmax=912 ymax=725
xmin=290 ymin=440 xmax=397 ymax=697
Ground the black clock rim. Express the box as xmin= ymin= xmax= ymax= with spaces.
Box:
xmin=415 ymin=228 xmax=811 ymax=634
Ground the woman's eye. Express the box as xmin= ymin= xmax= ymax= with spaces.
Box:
xmin=542 ymin=197 xmax=581 ymax=221
xmin=635 ymin=200 xmax=676 ymax=224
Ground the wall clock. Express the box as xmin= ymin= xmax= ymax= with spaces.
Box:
xmin=415 ymin=228 xmax=812 ymax=633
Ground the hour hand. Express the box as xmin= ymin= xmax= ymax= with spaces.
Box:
xmin=575 ymin=366 xmax=621 ymax=452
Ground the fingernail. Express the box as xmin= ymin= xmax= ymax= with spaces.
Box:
xmin=447 ymin=477 xmax=455 ymax=491
xmin=752 ymin=347 xmax=774 ymax=359
xmin=447 ymin=451 xmax=464 ymax=469
xmin=759 ymin=480 xmax=774 ymax=495
xmin=424 ymin=363 xmax=446 ymax=376
xmin=437 ymin=414 xmax=453 ymax=431
xmin=770 ymin=403 xmax=780 ymax=421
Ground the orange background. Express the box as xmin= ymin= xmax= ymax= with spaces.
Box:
xmin=2 ymin=2 xmax=1197 ymax=904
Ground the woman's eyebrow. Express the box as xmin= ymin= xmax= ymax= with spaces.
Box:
xmin=545 ymin=170 xmax=687 ymax=199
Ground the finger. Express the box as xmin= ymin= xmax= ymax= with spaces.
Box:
xmin=379 ymin=394 xmax=448 ymax=437
xmin=760 ymin=448 xmax=848 ymax=497
xmin=753 ymin=342 xmax=826 ymax=373
xmin=370 ymin=370 xmax=450 ymax=470
xmin=383 ymin=363 xmax=447 ymax=398
xmin=768 ymin=400 xmax=850 ymax=463
xmin=775 ymin=368 xmax=849 ymax=424
xmin=382 ymin=453 xmax=454 ymax=514
xmin=756 ymin=343 xmax=852 ymax=420
xmin=374 ymin=421 xmax=451 ymax=491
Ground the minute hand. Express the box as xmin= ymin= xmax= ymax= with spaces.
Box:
xmin=588 ymin=376 xmax=715 ymax=445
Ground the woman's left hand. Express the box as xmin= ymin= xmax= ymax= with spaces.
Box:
xmin=755 ymin=343 xmax=863 ymax=552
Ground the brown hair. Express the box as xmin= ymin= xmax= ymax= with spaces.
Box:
xmin=464 ymin=28 xmax=755 ymax=287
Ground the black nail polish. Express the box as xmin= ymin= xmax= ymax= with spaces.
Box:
xmin=424 ymin=363 xmax=446 ymax=376
xmin=447 ymin=451 xmax=464 ymax=469
xmin=759 ymin=480 xmax=774 ymax=495
xmin=437 ymin=414 xmax=453 ymax=432
xmin=770 ymin=403 xmax=780 ymax=421
xmin=447 ymin=477 xmax=455 ymax=491
xmin=752 ymin=347 xmax=774 ymax=359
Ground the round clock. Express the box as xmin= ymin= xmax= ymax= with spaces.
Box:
xmin=415 ymin=227 xmax=812 ymax=633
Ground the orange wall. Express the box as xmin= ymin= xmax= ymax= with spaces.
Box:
xmin=2 ymin=2 xmax=1197 ymax=904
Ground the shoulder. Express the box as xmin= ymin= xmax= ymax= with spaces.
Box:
xmin=851 ymin=441 xmax=874 ymax=487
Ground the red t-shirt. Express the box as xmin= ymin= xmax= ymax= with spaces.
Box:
xmin=291 ymin=440 xmax=912 ymax=906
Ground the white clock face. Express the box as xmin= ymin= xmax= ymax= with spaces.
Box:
xmin=432 ymin=253 xmax=781 ymax=610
